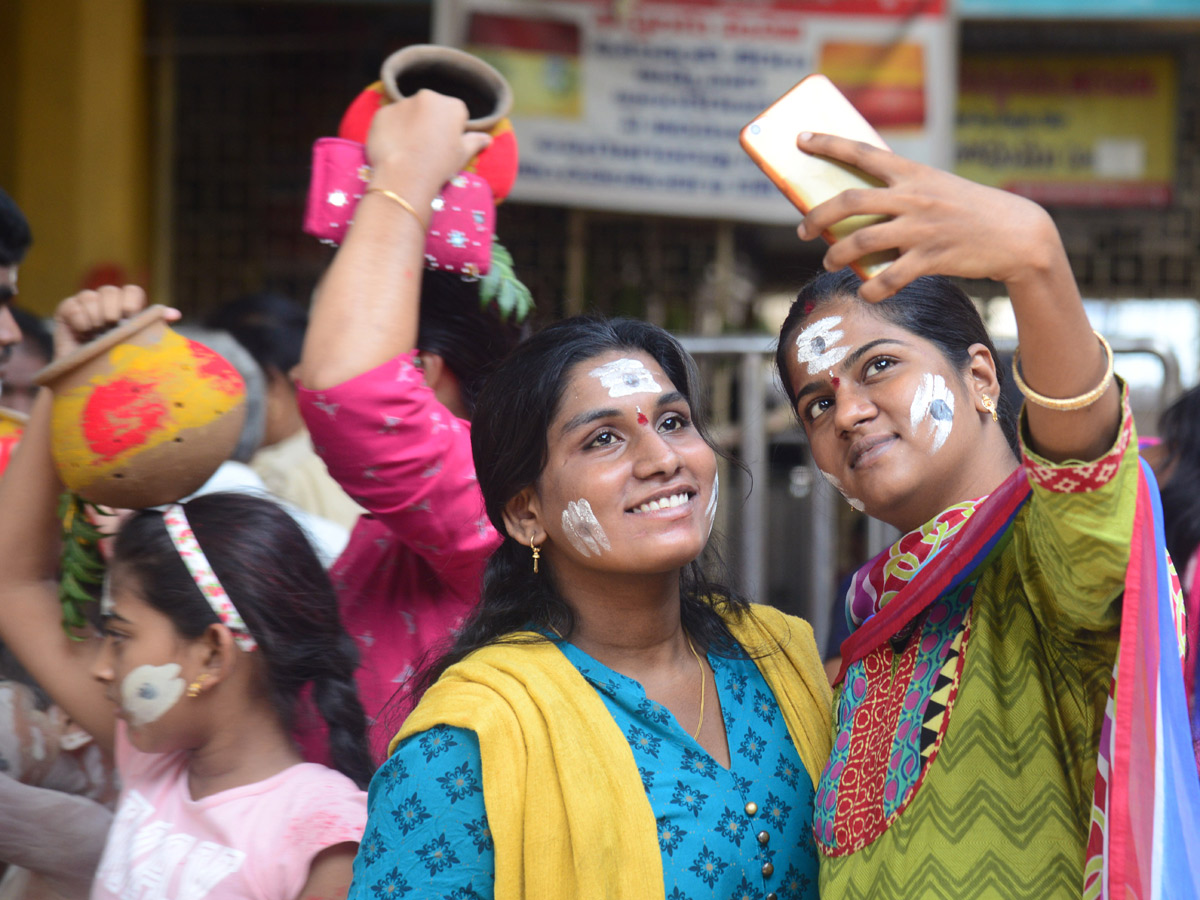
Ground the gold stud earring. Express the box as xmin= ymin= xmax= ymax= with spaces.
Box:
xmin=531 ymin=541 xmax=540 ymax=575
xmin=981 ymin=395 xmax=999 ymax=423
xmin=186 ymin=672 xmax=210 ymax=699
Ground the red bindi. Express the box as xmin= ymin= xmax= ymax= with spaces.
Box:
xmin=831 ymin=376 xmax=840 ymax=390
xmin=637 ymin=410 xmax=649 ymax=425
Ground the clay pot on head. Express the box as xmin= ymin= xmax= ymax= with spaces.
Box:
xmin=381 ymin=44 xmax=513 ymax=131
xmin=33 ymin=305 xmax=247 ymax=508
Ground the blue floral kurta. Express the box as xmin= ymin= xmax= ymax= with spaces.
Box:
xmin=350 ymin=639 xmax=819 ymax=900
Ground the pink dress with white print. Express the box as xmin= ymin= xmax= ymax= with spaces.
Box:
xmin=91 ymin=722 xmax=365 ymax=900
xmin=297 ymin=351 xmax=499 ymax=761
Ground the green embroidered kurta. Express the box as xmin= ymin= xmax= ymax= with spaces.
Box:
xmin=819 ymin=401 xmax=1134 ymax=898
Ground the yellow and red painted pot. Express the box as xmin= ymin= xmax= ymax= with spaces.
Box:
xmin=0 ymin=406 xmax=27 ymax=477
xmin=33 ymin=305 xmax=246 ymax=508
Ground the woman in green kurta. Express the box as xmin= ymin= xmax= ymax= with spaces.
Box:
xmin=774 ymin=133 xmax=1136 ymax=898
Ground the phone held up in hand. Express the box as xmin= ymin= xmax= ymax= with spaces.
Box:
xmin=740 ymin=73 xmax=898 ymax=280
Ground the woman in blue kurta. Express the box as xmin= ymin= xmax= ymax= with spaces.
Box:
xmin=349 ymin=318 xmax=832 ymax=900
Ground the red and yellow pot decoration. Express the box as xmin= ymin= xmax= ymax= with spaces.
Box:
xmin=337 ymin=44 xmax=519 ymax=203
xmin=34 ymin=305 xmax=246 ymax=508
xmin=0 ymin=407 xmax=27 ymax=477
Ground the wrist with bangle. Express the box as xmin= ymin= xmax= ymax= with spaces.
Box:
xmin=364 ymin=187 xmax=428 ymax=232
xmin=1011 ymin=329 xmax=1114 ymax=412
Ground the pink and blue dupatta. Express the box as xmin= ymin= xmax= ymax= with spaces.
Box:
xmin=1084 ymin=459 xmax=1200 ymax=900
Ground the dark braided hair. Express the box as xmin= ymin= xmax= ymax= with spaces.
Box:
xmin=114 ymin=492 xmax=373 ymax=789
xmin=775 ymin=269 xmax=1019 ymax=455
xmin=402 ymin=317 xmax=749 ymax=708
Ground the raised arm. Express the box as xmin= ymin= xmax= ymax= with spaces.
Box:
xmin=795 ymin=133 xmax=1119 ymax=464
xmin=0 ymin=286 xmax=178 ymax=754
xmin=0 ymin=773 xmax=113 ymax=896
xmin=299 ymin=90 xmax=491 ymax=391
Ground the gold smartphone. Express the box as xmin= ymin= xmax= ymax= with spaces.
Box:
xmin=740 ymin=73 xmax=897 ymax=280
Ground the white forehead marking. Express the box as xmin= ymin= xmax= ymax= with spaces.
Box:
xmin=100 ymin=575 xmax=115 ymax=616
xmin=120 ymin=663 xmax=186 ymax=727
xmin=819 ymin=469 xmax=865 ymax=512
xmin=589 ymin=358 xmax=662 ymax=398
xmin=703 ymin=471 xmax=720 ymax=539
xmin=910 ymin=374 xmax=955 ymax=454
xmin=561 ymin=499 xmax=612 ymax=558
xmin=795 ymin=316 xmax=850 ymax=377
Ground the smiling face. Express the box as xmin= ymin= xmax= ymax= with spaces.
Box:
xmin=91 ymin=567 xmax=207 ymax=753
xmin=784 ymin=296 xmax=1000 ymax=532
xmin=517 ymin=349 xmax=718 ymax=582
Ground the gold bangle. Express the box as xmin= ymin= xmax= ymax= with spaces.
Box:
xmin=365 ymin=188 xmax=427 ymax=232
xmin=1011 ymin=329 xmax=1114 ymax=412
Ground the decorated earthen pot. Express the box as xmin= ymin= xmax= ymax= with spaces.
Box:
xmin=33 ymin=305 xmax=246 ymax=508
xmin=0 ymin=406 xmax=27 ymax=477
xmin=336 ymin=44 xmax=519 ymax=203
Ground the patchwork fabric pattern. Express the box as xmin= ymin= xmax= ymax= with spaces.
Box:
xmin=816 ymin=586 xmax=973 ymax=853
xmin=1023 ymin=404 xmax=1132 ymax=495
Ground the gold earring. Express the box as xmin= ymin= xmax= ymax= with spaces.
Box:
xmin=531 ymin=541 xmax=540 ymax=574
xmin=186 ymin=673 xmax=210 ymax=699
xmin=981 ymin=395 xmax=999 ymax=423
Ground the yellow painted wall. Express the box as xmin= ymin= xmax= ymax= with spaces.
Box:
xmin=1 ymin=0 xmax=150 ymax=316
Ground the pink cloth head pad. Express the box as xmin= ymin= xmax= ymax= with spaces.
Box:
xmin=303 ymin=137 xmax=494 ymax=277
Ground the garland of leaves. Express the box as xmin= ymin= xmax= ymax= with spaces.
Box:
xmin=479 ymin=238 xmax=534 ymax=323
xmin=59 ymin=493 xmax=106 ymax=637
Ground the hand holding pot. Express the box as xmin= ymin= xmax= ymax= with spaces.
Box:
xmin=52 ymin=286 xmax=180 ymax=359
xmin=35 ymin=288 xmax=247 ymax=508
xmin=366 ymin=91 xmax=493 ymax=207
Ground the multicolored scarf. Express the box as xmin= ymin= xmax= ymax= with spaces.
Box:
xmin=837 ymin=462 xmax=1200 ymax=897
xmin=1083 ymin=459 xmax=1200 ymax=899
xmin=835 ymin=468 xmax=1029 ymax=686
xmin=845 ymin=498 xmax=984 ymax=630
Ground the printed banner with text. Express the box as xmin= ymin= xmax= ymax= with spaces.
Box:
xmin=955 ymin=54 xmax=1178 ymax=208
xmin=434 ymin=0 xmax=955 ymax=223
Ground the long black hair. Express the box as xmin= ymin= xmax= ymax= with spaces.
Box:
xmin=404 ymin=317 xmax=749 ymax=704
xmin=417 ymin=272 xmax=527 ymax=417
xmin=775 ymin=269 xmax=1019 ymax=454
xmin=113 ymin=492 xmax=374 ymax=789
xmin=1157 ymin=385 xmax=1200 ymax=570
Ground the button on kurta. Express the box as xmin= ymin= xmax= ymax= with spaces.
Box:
xmin=745 ymin=801 xmax=758 ymax=816
xmin=762 ymin=862 xmax=775 ymax=877
xmin=757 ymin=830 xmax=770 ymax=845
xmin=767 ymin=894 xmax=778 ymax=900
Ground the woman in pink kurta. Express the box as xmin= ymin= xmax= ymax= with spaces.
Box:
xmin=298 ymin=93 xmax=527 ymax=762
xmin=298 ymin=349 xmax=502 ymax=758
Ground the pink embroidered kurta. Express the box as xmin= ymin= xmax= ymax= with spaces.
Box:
xmin=298 ymin=352 xmax=499 ymax=761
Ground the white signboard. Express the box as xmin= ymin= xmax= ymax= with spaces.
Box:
xmin=435 ymin=0 xmax=955 ymax=223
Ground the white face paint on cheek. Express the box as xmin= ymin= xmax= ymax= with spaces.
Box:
xmin=819 ymin=469 xmax=866 ymax=512
xmin=561 ymin=499 xmax=612 ymax=558
xmin=704 ymin=472 xmax=720 ymax=538
xmin=795 ymin=316 xmax=850 ymax=376
xmin=909 ymin=374 xmax=956 ymax=453
xmin=588 ymin=358 xmax=662 ymax=398
xmin=120 ymin=663 xmax=186 ymax=727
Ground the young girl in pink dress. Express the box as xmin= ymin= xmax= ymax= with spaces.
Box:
xmin=0 ymin=287 xmax=373 ymax=900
